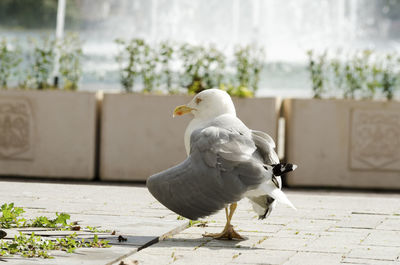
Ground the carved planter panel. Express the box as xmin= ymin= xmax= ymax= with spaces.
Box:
xmin=0 ymin=91 xmax=96 ymax=179
xmin=0 ymin=97 xmax=34 ymax=160
xmin=350 ymin=109 xmax=400 ymax=171
xmin=284 ymin=98 xmax=400 ymax=189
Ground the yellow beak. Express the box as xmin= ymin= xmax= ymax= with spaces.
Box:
xmin=173 ymin=105 xmax=196 ymax=117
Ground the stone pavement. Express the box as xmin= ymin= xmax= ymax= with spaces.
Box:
xmin=0 ymin=179 xmax=400 ymax=265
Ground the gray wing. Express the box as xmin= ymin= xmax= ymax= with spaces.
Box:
xmin=146 ymin=126 xmax=268 ymax=220
xmin=251 ymin=130 xmax=279 ymax=165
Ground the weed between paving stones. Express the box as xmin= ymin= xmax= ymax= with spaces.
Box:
xmin=177 ymin=215 xmax=211 ymax=228
xmin=0 ymin=203 xmax=111 ymax=259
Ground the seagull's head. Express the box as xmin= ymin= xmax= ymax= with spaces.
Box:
xmin=173 ymin=89 xmax=236 ymax=120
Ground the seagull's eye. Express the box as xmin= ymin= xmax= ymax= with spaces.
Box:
xmin=195 ymin=97 xmax=202 ymax=104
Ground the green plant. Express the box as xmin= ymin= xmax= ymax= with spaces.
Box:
xmin=203 ymin=45 xmax=226 ymax=91
xmin=365 ymin=60 xmax=381 ymax=100
xmin=0 ymin=232 xmax=110 ymax=259
xmin=0 ymin=232 xmax=54 ymax=258
xmin=85 ymin=226 xmax=111 ymax=233
xmin=0 ymin=203 xmax=111 ymax=259
xmin=27 ymin=36 xmax=56 ymax=90
xmin=58 ymin=33 xmax=83 ymax=90
xmin=158 ymin=41 xmax=174 ymax=93
xmin=115 ymin=38 xmax=138 ymax=92
xmin=0 ymin=35 xmax=83 ymax=90
xmin=1 ymin=203 xmax=73 ymax=229
xmin=30 ymin=213 xmax=71 ymax=228
xmin=234 ymin=45 xmax=265 ymax=94
xmin=141 ymin=41 xmax=158 ymax=92
xmin=329 ymin=55 xmax=344 ymax=94
xmin=114 ymin=39 xmax=264 ymax=97
xmin=0 ymin=38 xmax=22 ymax=88
xmin=307 ymin=49 xmax=400 ymax=100
xmin=179 ymin=43 xmax=205 ymax=93
xmin=344 ymin=50 xmax=373 ymax=99
xmin=56 ymin=233 xmax=109 ymax=253
xmin=307 ymin=50 xmax=327 ymax=99
xmin=0 ymin=203 xmax=25 ymax=229
xmin=381 ymin=53 xmax=399 ymax=100
xmin=0 ymin=203 xmax=111 ymax=232
xmin=219 ymin=83 xmax=253 ymax=98
xmin=115 ymin=38 xmax=149 ymax=92
xmin=179 ymin=43 xmax=226 ymax=94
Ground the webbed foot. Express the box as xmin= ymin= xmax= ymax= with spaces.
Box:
xmin=202 ymin=224 xmax=244 ymax=240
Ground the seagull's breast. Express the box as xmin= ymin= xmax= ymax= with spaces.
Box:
xmin=184 ymin=118 xmax=204 ymax=155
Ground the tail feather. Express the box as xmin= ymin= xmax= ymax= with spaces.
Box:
xmin=247 ymin=163 xmax=298 ymax=218
xmin=270 ymin=188 xmax=296 ymax=210
xmin=248 ymin=195 xmax=276 ymax=219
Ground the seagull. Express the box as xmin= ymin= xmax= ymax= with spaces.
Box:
xmin=147 ymin=89 xmax=296 ymax=240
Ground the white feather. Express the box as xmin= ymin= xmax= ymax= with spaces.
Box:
xmin=269 ymin=188 xmax=296 ymax=210
xmin=249 ymin=199 xmax=266 ymax=216
xmin=245 ymin=180 xmax=296 ymax=210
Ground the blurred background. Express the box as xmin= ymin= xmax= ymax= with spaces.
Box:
xmin=0 ymin=0 xmax=400 ymax=188
xmin=2 ymin=0 xmax=400 ymax=98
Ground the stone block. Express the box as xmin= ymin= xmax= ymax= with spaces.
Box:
xmin=285 ymin=252 xmax=343 ymax=265
xmin=362 ymin=230 xmax=400 ymax=247
xmin=100 ymin=93 xmax=279 ymax=181
xmin=232 ymin=249 xmax=295 ymax=265
xmin=347 ymin=245 xmax=400 ymax=261
xmin=283 ymin=98 xmax=400 ymax=189
xmin=0 ymin=90 xmax=96 ymax=179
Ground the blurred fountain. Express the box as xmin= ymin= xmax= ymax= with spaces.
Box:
xmin=232 ymin=0 xmax=239 ymax=44
xmin=53 ymin=0 xmax=66 ymax=87
xmin=67 ymin=0 xmax=400 ymax=94
xmin=78 ymin=0 xmax=387 ymax=60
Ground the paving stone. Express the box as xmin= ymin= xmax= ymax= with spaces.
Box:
xmin=149 ymin=237 xmax=209 ymax=249
xmin=299 ymin=233 xmax=366 ymax=253
xmin=375 ymin=217 xmax=400 ymax=231
xmin=2 ymin=181 xmax=400 ymax=264
xmin=335 ymin=215 xmax=385 ymax=229
xmin=347 ymin=245 xmax=400 ymax=261
xmin=341 ymin=257 xmax=400 ymax=265
xmin=204 ymin=235 xmax=270 ymax=249
xmin=0 ymin=180 xmax=187 ymax=265
xmin=259 ymin=236 xmax=313 ymax=251
xmin=231 ymin=249 xmax=296 ymax=264
xmin=114 ymin=251 xmax=173 ymax=265
xmin=172 ymin=254 xmax=232 ymax=265
xmin=0 ymin=246 xmax=132 ymax=265
xmin=231 ymin=223 xmax=284 ymax=234
xmin=326 ymin=227 xmax=374 ymax=236
xmin=362 ymin=230 xmax=400 ymax=247
xmin=274 ymin=228 xmax=321 ymax=239
xmin=285 ymin=218 xmax=338 ymax=232
xmin=288 ymin=208 xmax=346 ymax=221
xmin=283 ymin=251 xmax=343 ymax=265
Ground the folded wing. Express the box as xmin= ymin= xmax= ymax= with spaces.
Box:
xmin=147 ymin=125 xmax=269 ymax=220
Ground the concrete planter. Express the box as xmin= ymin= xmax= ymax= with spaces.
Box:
xmin=0 ymin=90 xmax=97 ymax=179
xmin=100 ymin=93 xmax=279 ymax=181
xmin=283 ymin=98 xmax=400 ymax=189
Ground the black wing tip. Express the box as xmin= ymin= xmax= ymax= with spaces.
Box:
xmin=272 ymin=163 xmax=297 ymax=176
